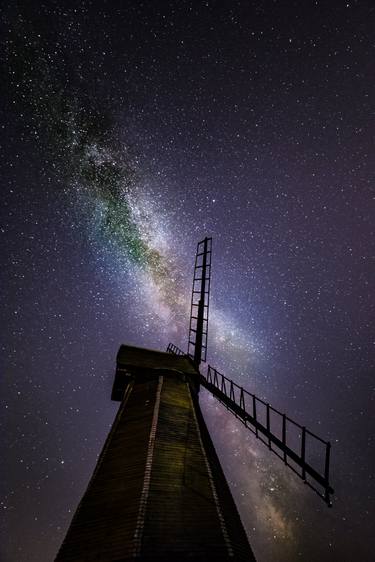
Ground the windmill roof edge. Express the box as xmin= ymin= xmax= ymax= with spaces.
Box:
xmin=116 ymin=344 xmax=198 ymax=375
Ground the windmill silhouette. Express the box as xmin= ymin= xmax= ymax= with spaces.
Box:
xmin=56 ymin=237 xmax=333 ymax=562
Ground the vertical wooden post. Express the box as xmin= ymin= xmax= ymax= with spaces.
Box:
xmin=230 ymin=381 xmax=235 ymax=401
xmin=301 ymin=427 xmax=306 ymax=480
xmin=266 ymin=404 xmax=271 ymax=449
xmin=324 ymin=442 xmax=331 ymax=504
xmin=282 ymin=414 xmax=287 ymax=463
xmin=252 ymin=395 xmax=258 ymax=437
xmin=240 ymin=388 xmax=245 ymax=409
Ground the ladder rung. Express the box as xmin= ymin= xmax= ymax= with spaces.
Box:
xmin=190 ymin=304 xmax=209 ymax=320
xmin=195 ymin=255 xmax=211 ymax=262
xmin=194 ymin=268 xmax=211 ymax=275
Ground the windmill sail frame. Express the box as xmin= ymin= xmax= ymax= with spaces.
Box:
xmin=201 ymin=365 xmax=333 ymax=505
xmin=188 ymin=237 xmax=212 ymax=365
xmin=168 ymin=236 xmax=334 ymax=506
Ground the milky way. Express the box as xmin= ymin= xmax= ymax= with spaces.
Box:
xmin=4 ymin=14 xmax=264 ymax=351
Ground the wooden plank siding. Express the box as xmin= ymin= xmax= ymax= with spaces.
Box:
xmin=55 ymin=379 xmax=158 ymax=561
xmin=55 ymin=348 xmax=256 ymax=561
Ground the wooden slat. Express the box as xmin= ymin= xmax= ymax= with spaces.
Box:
xmin=55 ymin=380 xmax=158 ymax=561
xmin=56 ymin=360 xmax=256 ymax=561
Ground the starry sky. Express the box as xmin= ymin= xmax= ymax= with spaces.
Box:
xmin=1 ymin=1 xmax=374 ymax=561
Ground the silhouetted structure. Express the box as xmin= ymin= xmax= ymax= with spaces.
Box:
xmin=56 ymin=237 xmax=333 ymax=561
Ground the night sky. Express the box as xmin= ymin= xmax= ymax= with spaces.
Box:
xmin=1 ymin=1 xmax=374 ymax=561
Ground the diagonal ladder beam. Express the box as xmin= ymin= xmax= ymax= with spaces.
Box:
xmin=200 ymin=365 xmax=334 ymax=506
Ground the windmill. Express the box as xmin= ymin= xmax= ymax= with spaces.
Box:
xmin=56 ymin=237 xmax=333 ymax=562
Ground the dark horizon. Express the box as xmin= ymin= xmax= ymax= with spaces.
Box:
xmin=1 ymin=1 xmax=374 ymax=561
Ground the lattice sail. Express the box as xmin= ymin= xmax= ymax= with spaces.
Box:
xmin=188 ymin=237 xmax=212 ymax=365
xmin=200 ymin=365 xmax=334 ymax=505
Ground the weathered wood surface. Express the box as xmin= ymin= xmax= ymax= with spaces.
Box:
xmin=56 ymin=351 xmax=256 ymax=561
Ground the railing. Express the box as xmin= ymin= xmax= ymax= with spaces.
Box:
xmin=166 ymin=342 xmax=186 ymax=356
xmin=201 ymin=365 xmax=334 ymax=505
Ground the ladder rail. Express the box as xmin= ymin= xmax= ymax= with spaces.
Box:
xmin=188 ymin=237 xmax=212 ymax=364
